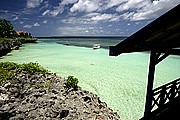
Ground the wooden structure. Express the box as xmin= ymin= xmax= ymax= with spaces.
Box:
xmin=149 ymin=78 xmax=180 ymax=119
xmin=109 ymin=4 xmax=180 ymax=119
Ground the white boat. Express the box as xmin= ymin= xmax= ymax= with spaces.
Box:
xmin=93 ymin=44 xmax=100 ymax=49
xmin=64 ymin=41 xmax=69 ymax=45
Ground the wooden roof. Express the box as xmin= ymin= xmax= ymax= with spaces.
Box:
xmin=109 ymin=4 xmax=180 ymax=56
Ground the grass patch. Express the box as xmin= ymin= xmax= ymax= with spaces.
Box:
xmin=0 ymin=62 xmax=48 ymax=85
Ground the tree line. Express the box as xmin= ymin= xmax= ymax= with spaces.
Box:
xmin=0 ymin=19 xmax=32 ymax=38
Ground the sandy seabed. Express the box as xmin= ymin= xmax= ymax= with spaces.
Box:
xmin=0 ymin=39 xmax=179 ymax=119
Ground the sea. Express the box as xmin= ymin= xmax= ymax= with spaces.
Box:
xmin=0 ymin=37 xmax=179 ymax=120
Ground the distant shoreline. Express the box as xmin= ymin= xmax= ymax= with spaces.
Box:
xmin=37 ymin=36 xmax=128 ymax=39
xmin=37 ymin=37 xmax=126 ymax=49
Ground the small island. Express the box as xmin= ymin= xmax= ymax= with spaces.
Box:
xmin=0 ymin=19 xmax=37 ymax=56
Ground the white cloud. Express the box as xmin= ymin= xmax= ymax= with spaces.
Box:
xmin=131 ymin=0 xmax=180 ymax=21
xmin=41 ymin=0 xmax=179 ymax=20
xmin=42 ymin=7 xmax=63 ymax=17
xmin=34 ymin=22 xmax=40 ymax=26
xmin=106 ymin=0 xmax=127 ymax=9
xmin=23 ymin=25 xmax=32 ymax=28
xmin=42 ymin=3 xmax=64 ymax=17
xmin=70 ymin=0 xmax=100 ymax=13
xmin=39 ymin=0 xmax=180 ymax=24
xmin=61 ymin=17 xmax=97 ymax=24
xmin=42 ymin=0 xmax=78 ymax=17
xmin=116 ymin=0 xmax=149 ymax=12
xmin=43 ymin=20 xmax=48 ymax=24
xmin=61 ymin=12 xmax=120 ymax=25
xmin=120 ymin=12 xmax=134 ymax=20
xmin=91 ymin=13 xmax=120 ymax=22
xmin=108 ymin=24 xmax=112 ymax=27
xmin=57 ymin=26 xmax=89 ymax=35
xmin=84 ymin=12 xmax=101 ymax=17
xmin=19 ymin=21 xmax=24 ymax=24
xmin=27 ymin=0 xmax=44 ymax=8
xmin=116 ymin=0 xmax=180 ymax=21
xmin=42 ymin=10 xmax=50 ymax=16
xmin=13 ymin=16 xmax=19 ymax=21
xmin=49 ymin=8 xmax=63 ymax=17
xmin=85 ymin=30 xmax=89 ymax=33
xmin=61 ymin=0 xmax=79 ymax=5
xmin=57 ymin=26 xmax=105 ymax=35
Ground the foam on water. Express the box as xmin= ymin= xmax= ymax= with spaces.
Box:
xmin=0 ymin=39 xmax=179 ymax=120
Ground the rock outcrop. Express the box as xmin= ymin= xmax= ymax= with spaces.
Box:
xmin=0 ymin=38 xmax=37 ymax=57
xmin=0 ymin=71 xmax=120 ymax=120
xmin=0 ymin=39 xmax=21 ymax=56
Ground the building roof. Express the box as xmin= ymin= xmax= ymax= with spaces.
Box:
xmin=109 ymin=4 xmax=180 ymax=56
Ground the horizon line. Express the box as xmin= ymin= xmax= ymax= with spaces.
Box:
xmin=36 ymin=35 xmax=128 ymax=38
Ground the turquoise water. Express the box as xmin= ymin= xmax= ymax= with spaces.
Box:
xmin=0 ymin=39 xmax=179 ymax=120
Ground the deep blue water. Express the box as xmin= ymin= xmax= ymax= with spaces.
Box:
xmin=37 ymin=37 xmax=126 ymax=49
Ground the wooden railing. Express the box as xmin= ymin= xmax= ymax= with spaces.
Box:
xmin=151 ymin=78 xmax=180 ymax=111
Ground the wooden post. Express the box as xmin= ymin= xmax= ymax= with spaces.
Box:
xmin=144 ymin=50 xmax=157 ymax=119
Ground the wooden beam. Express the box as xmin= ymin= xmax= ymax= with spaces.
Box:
xmin=144 ymin=50 xmax=171 ymax=119
xmin=144 ymin=50 xmax=157 ymax=119
xmin=155 ymin=52 xmax=170 ymax=65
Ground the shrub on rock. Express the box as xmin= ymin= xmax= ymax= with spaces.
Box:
xmin=66 ymin=76 xmax=78 ymax=89
xmin=20 ymin=62 xmax=48 ymax=74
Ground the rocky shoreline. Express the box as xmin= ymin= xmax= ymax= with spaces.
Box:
xmin=0 ymin=67 xmax=120 ymax=119
xmin=0 ymin=38 xmax=37 ymax=57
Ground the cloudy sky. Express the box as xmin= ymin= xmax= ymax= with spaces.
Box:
xmin=0 ymin=0 xmax=179 ymax=37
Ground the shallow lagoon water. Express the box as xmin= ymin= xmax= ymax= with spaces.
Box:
xmin=0 ymin=39 xmax=179 ymax=120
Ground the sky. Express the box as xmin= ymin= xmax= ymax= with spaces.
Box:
xmin=0 ymin=0 xmax=179 ymax=37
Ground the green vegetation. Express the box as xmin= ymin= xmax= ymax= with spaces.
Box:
xmin=0 ymin=62 xmax=79 ymax=89
xmin=0 ymin=19 xmax=32 ymax=39
xmin=66 ymin=76 xmax=78 ymax=89
xmin=0 ymin=37 xmax=13 ymax=41
xmin=0 ymin=62 xmax=19 ymax=70
xmin=0 ymin=68 xmax=14 ymax=85
xmin=19 ymin=62 xmax=48 ymax=74
xmin=0 ymin=19 xmax=16 ymax=38
xmin=0 ymin=62 xmax=48 ymax=85
xmin=0 ymin=62 xmax=48 ymax=73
